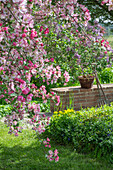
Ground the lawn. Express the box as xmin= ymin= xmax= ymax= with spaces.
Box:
xmin=0 ymin=121 xmax=113 ymax=170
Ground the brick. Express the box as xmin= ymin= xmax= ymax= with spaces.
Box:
xmin=79 ymin=88 xmax=92 ymax=92
xmin=50 ymin=84 xmax=113 ymax=112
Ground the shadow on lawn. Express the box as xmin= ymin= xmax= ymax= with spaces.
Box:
xmin=0 ymin=136 xmax=78 ymax=170
xmin=0 ymin=143 xmax=113 ymax=170
xmin=0 ymin=122 xmax=113 ymax=170
xmin=1 ymin=139 xmax=69 ymax=170
xmin=0 ymin=143 xmax=47 ymax=170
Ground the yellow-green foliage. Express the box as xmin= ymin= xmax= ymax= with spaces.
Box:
xmin=53 ymin=109 xmax=75 ymax=118
xmin=53 ymin=103 xmax=113 ymax=121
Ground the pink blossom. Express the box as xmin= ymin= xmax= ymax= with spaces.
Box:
xmin=101 ymin=39 xmax=105 ymax=43
xmin=0 ymin=81 xmax=3 ymax=85
xmin=47 ymin=137 xmax=50 ymax=142
xmin=24 ymin=28 xmax=28 ymax=33
xmin=54 ymin=149 xmax=58 ymax=156
xmin=17 ymin=96 xmax=25 ymax=102
xmin=28 ymin=61 xmax=33 ymax=67
xmin=3 ymin=27 xmax=8 ymax=31
xmin=27 ymin=93 xmax=33 ymax=102
xmin=0 ymin=67 xmax=3 ymax=72
xmin=49 ymin=158 xmax=54 ymax=161
xmin=13 ymin=42 xmax=17 ymax=46
xmin=51 ymin=92 xmax=54 ymax=95
xmin=5 ymin=99 xmax=9 ymax=102
xmin=44 ymin=28 xmax=49 ymax=34
xmin=48 ymin=150 xmax=53 ymax=155
xmin=22 ymin=87 xmax=30 ymax=95
xmin=104 ymin=51 xmax=107 ymax=54
xmin=0 ymin=94 xmax=4 ymax=99
xmin=22 ymin=33 xmax=26 ymax=38
xmin=13 ymin=121 xmax=17 ymax=126
xmin=33 ymin=64 xmax=37 ymax=68
xmin=40 ymin=43 xmax=43 ymax=46
xmin=50 ymin=58 xmax=54 ymax=62
xmin=47 ymin=117 xmax=50 ymax=120
xmin=39 ymin=26 xmax=43 ymax=32
xmin=15 ymin=132 xmax=19 ymax=136
xmin=43 ymin=140 xmax=47 ymax=144
xmin=45 ymin=59 xmax=49 ymax=62
xmin=24 ymin=66 xmax=29 ymax=70
xmin=55 ymin=156 xmax=59 ymax=162
xmin=31 ymin=84 xmax=37 ymax=89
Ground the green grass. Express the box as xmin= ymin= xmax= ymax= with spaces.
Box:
xmin=0 ymin=121 xmax=113 ymax=170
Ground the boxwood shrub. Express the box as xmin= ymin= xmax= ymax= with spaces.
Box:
xmin=45 ymin=104 xmax=113 ymax=162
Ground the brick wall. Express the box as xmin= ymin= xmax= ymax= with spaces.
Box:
xmin=50 ymin=84 xmax=113 ymax=112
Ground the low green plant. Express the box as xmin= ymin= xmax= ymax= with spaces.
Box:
xmin=98 ymin=67 xmax=113 ymax=84
xmin=0 ymin=105 xmax=12 ymax=118
xmin=45 ymin=104 xmax=113 ymax=162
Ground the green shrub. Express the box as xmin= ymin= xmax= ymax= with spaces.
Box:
xmin=45 ymin=104 xmax=113 ymax=162
xmin=0 ymin=105 xmax=12 ymax=118
xmin=98 ymin=67 xmax=113 ymax=84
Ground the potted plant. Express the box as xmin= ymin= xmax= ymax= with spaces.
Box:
xmin=78 ymin=74 xmax=94 ymax=89
xmin=78 ymin=67 xmax=94 ymax=89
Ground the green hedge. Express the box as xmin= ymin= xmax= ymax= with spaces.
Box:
xmin=45 ymin=104 xmax=113 ymax=162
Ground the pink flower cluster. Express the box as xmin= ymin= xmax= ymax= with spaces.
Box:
xmin=63 ymin=71 xmax=70 ymax=83
xmin=31 ymin=113 xmax=50 ymax=134
xmin=40 ymin=65 xmax=62 ymax=85
xmin=43 ymin=137 xmax=51 ymax=148
xmin=47 ymin=149 xmax=59 ymax=162
xmin=43 ymin=138 xmax=59 ymax=162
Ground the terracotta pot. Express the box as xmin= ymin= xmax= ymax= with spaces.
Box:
xmin=78 ymin=76 xmax=94 ymax=89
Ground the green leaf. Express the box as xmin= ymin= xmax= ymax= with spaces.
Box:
xmin=7 ymin=3 xmax=11 ymax=8
xmin=27 ymin=39 xmax=30 ymax=45
xmin=10 ymin=93 xmax=17 ymax=97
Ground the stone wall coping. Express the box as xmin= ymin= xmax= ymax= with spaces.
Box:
xmin=51 ymin=83 xmax=113 ymax=92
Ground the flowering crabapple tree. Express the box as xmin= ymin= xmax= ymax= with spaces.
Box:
xmin=0 ymin=0 xmax=91 ymax=136
xmin=0 ymin=0 xmax=68 ymax=162
xmin=0 ymin=0 xmax=113 ymax=162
